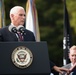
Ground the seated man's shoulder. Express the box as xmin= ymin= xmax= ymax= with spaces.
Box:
xmin=63 ymin=63 xmax=71 ymax=69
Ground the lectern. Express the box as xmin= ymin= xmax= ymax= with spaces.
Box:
xmin=0 ymin=42 xmax=50 ymax=75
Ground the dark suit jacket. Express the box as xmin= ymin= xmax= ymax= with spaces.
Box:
xmin=0 ymin=26 xmax=35 ymax=42
xmin=59 ymin=63 xmax=76 ymax=75
xmin=50 ymin=61 xmax=55 ymax=69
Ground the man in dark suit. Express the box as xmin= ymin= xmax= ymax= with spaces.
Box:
xmin=50 ymin=61 xmax=69 ymax=75
xmin=59 ymin=45 xmax=76 ymax=75
xmin=0 ymin=6 xmax=35 ymax=42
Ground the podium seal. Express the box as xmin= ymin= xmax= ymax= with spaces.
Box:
xmin=11 ymin=46 xmax=33 ymax=69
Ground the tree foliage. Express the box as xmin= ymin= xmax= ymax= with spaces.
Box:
xmin=66 ymin=0 xmax=76 ymax=32
xmin=66 ymin=0 xmax=76 ymax=46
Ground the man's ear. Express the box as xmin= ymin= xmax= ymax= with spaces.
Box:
xmin=10 ymin=14 xmax=14 ymax=19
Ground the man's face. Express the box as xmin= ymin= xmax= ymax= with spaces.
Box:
xmin=12 ymin=9 xmax=26 ymax=26
xmin=69 ymin=49 xmax=76 ymax=65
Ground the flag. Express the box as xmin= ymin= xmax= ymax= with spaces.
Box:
xmin=0 ymin=0 xmax=2 ymax=28
xmin=63 ymin=0 xmax=72 ymax=65
xmin=26 ymin=0 xmax=40 ymax=42
xmin=0 ymin=0 xmax=5 ymax=28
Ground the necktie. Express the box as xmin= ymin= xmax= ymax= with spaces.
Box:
xmin=17 ymin=32 xmax=23 ymax=41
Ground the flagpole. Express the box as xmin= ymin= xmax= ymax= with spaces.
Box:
xmin=0 ymin=0 xmax=5 ymax=28
xmin=0 ymin=0 xmax=2 ymax=28
xmin=2 ymin=0 xmax=5 ymax=27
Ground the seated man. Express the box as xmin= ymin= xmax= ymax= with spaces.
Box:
xmin=59 ymin=45 xmax=76 ymax=75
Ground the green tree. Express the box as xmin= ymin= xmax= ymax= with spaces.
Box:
xmin=66 ymin=0 xmax=76 ymax=47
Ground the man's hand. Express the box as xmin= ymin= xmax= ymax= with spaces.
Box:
xmin=53 ymin=66 xmax=69 ymax=74
xmin=66 ymin=63 xmax=76 ymax=75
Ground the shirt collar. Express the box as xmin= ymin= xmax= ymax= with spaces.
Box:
xmin=11 ymin=23 xmax=23 ymax=29
xmin=11 ymin=23 xmax=16 ymax=27
xmin=71 ymin=63 xmax=73 ymax=67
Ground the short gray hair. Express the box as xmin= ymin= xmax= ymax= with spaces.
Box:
xmin=70 ymin=45 xmax=76 ymax=51
xmin=10 ymin=6 xmax=24 ymax=15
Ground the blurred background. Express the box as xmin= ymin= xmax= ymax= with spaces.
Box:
xmin=1 ymin=0 xmax=76 ymax=75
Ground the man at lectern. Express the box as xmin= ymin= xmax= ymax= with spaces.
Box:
xmin=0 ymin=6 xmax=35 ymax=42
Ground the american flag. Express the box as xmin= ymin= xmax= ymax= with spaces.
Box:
xmin=26 ymin=0 xmax=40 ymax=42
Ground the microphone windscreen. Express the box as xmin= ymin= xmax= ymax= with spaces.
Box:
xmin=11 ymin=27 xmax=17 ymax=33
xmin=9 ymin=25 xmax=17 ymax=33
xmin=17 ymin=25 xmax=25 ymax=33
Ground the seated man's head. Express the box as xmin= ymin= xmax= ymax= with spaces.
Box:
xmin=69 ymin=45 xmax=76 ymax=65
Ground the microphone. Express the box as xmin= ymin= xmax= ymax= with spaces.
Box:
xmin=17 ymin=25 xmax=25 ymax=41
xmin=9 ymin=25 xmax=23 ymax=41
xmin=11 ymin=27 xmax=17 ymax=33
xmin=9 ymin=25 xmax=17 ymax=33
xmin=17 ymin=25 xmax=25 ymax=34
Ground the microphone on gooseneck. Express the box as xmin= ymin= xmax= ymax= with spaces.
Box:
xmin=11 ymin=27 xmax=17 ymax=33
xmin=9 ymin=25 xmax=17 ymax=33
xmin=17 ymin=25 xmax=25 ymax=41
xmin=17 ymin=25 xmax=25 ymax=34
xmin=8 ymin=25 xmax=20 ymax=40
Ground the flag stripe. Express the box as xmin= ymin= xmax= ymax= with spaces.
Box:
xmin=0 ymin=0 xmax=5 ymax=28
